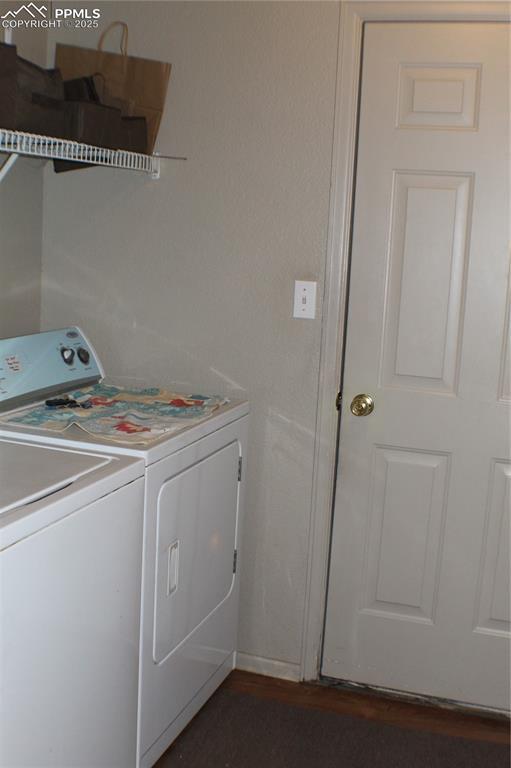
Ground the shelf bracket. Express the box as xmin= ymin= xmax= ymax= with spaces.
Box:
xmin=151 ymin=156 xmax=161 ymax=180
xmin=0 ymin=154 xmax=18 ymax=184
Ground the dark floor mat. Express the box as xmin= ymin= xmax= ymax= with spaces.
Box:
xmin=155 ymin=688 xmax=509 ymax=768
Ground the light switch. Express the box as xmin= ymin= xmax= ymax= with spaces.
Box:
xmin=293 ymin=280 xmax=317 ymax=319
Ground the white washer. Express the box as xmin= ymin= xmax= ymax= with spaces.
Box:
xmin=0 ymin=328 xmax=249 ymax=768
xmin=0 ymin=437 xmax=145 ymax=768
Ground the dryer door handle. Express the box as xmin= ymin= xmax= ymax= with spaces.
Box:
xmin=166 ymin=540 xmax=179 ymax=596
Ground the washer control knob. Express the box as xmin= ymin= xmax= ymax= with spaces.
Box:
xmin=77 ymin=347 xmax=90 ymax=365
xmin=61 ymin=347 xmax=75 ymax=365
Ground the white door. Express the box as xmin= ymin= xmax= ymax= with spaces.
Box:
xmin=322 ymin=22 xmax=510 ymax=710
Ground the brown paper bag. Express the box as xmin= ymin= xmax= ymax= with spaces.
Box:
xmin=55 ymin=21 xmax=170 ymax=153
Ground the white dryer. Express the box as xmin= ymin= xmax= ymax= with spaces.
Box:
xmin=0 ymin=437 xmax=144 ymax=768
xmin=0 ymin=328 xmax=249 ymax=768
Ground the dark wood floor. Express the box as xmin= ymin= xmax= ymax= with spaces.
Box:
xmin=222 ymin=670 xmax=510 ymax=746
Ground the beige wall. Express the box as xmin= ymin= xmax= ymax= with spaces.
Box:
xmin=0 ymin=159 xmax=43 ymax=337
xmin=0 ymin=14 xmax=46 ymax=337
xmin=41 ymin=1 xmax=339 ymax=675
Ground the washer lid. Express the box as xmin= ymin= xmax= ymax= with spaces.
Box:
xmin=0 ymin=440 xmax=111 ymax=515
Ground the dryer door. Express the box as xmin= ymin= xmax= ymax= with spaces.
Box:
xmin=153 ymin=440 xmax=239 ymax=663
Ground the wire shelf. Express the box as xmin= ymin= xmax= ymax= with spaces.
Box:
xmin=0 ymin=128 xmax=160 ymax=178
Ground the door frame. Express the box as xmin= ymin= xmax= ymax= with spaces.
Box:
xmin=301 ymin=0 xmax=511 ymax=682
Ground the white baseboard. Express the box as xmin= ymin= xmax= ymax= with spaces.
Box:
xmin=235 ymin=652 xmax=301 ymax=682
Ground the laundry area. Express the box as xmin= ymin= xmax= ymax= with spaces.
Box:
xmin=0 ymin=2 xmax=509 ymax=768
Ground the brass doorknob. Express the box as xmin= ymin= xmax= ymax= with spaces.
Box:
xmin=350 ymin=393 xmax=374 ymax=417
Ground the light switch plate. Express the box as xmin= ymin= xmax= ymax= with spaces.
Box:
xmin=293 ymin=280 xmax=317 ymax=319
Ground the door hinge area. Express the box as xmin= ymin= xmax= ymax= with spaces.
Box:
xmin=233 ymin=549 xmax=238 ymax=574
xmin=238 ymin=457 xmax=243 ymax=481
xmin=335 ymin=391 xmax=342 ymax=411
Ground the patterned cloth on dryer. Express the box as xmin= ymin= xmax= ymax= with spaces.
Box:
xmin=2 ymin=383 xmax=228 ymax=445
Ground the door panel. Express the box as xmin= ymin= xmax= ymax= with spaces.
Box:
xmin=476 ymin=460 xmax=511 ymax=634
xmin=499 ymin=280 xmax=511 ymax=402
xmin=396 ymin=64 xmax=481 ymax=130
xmin=382 ymin=171 xmax=471 ymax=392
xmin=322 ymin=22 xmax=510 ymax=710
xmin=362 ymin=447 xmax=449 ymax=623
